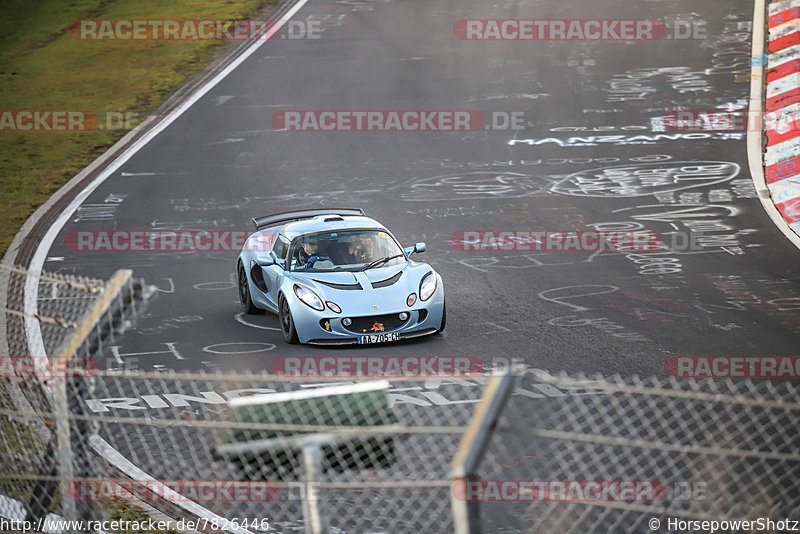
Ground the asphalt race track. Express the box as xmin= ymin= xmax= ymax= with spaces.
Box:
xmin=38 ymin=0 xmax=799 ymax=379
xmin=24 ymin=0 xmax=800 ymax=530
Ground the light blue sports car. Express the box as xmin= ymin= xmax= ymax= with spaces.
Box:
xmin=237 ymin=208 xmax=445 ymax=345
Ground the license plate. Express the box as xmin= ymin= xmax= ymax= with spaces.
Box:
xmin=358 ymin=332 xmax=400 ymax=344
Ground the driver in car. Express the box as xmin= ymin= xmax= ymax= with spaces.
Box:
xmin=298 ymin=240 xmax=324 ymax=268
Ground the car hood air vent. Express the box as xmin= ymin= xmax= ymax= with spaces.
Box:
xmin=313 ymin=279 xmax=363 ymax=291
xmin=371 ymin=271 xmax=402 ymax=289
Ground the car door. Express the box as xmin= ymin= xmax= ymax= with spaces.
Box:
xmin=262 ymin=233 xmax=290 ymax=310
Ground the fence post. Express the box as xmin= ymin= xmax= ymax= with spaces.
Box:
xmin=51 ymin=269 xmax=157 ymax=522
xmin=450 ymin=367 xmax=521 ymax=534
xmin=301 ymin=443 xmax=328 ymax=534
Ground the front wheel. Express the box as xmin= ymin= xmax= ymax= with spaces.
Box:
xmin=279 ymin=294 xmax=300 ymax=344
xmin=437 ymin=301 xmax=446 ymax=334
xmin=238 ymin=264 xmax=262 ymax=314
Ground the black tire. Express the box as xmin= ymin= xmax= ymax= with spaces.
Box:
xmin=238 ymin=263 xmax=262 ymax=314
xmin=279 ymin=294 xmax=300 ymax=344
xmin=437 ymin=301 xmax=446 ymax=334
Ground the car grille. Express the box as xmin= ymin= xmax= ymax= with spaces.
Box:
xmin=343 ymin=313 xmax=408 ymax=334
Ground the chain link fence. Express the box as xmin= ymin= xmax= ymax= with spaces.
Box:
xmin=470 ymin=371 xmax=800 ymax=533
xmin=3 ymin=262 xmax=800 ymax=533
xmin=0 ymin=264 xmax=158 ymax=531
xmin=0 ymin=262 xmax=505 ymax=533
xmin=83 ymin=371 xmax=488 ymax=533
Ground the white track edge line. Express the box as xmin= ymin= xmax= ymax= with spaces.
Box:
xmin=89 ymin=435 xmax=252 ymax=534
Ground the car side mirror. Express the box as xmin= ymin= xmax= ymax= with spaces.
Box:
xmin=405 ymin=242 xmax=426 ymax=256
xmin=255 ymin=256 xmax=275 ymax=267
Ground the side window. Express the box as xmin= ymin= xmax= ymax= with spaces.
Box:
xmin=272 ymin=234 xmax=290 ymax=259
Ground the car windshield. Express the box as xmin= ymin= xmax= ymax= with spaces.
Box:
xmin=288 ymin=230 xmax=406 ymax=272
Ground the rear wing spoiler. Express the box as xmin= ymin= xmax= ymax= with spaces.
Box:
xmin=251 ymin=208 xmax=365 ymax=230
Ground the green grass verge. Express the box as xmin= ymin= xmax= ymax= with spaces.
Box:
xmin=0 ymin=0 xmax=275 ymax=257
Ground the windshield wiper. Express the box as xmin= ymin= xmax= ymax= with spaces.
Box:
xmin=361 ymin=254 xmax=405 ymax=271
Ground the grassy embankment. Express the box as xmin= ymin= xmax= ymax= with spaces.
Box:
xmin=0 ymin=0 xmax=274 ymax=256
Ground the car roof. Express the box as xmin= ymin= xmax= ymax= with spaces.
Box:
xmin=278 ymin=215 xmax=387 ymax=240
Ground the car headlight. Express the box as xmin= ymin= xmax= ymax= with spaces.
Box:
xmin=407 ymin=293 xmax=417 ymax=307
xmin=419 ymin=272 xmax=437 ymax=301
xmin=293 ymin=284 xmax=324 ymax=311
xmin=326 ymin=301 xmax=341 ymax=313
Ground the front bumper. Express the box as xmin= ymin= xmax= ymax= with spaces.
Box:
xmin=289 ymin=287 xmax=445 ymax=345
xmin=307 ymin=327 xmax=439 ymax=346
